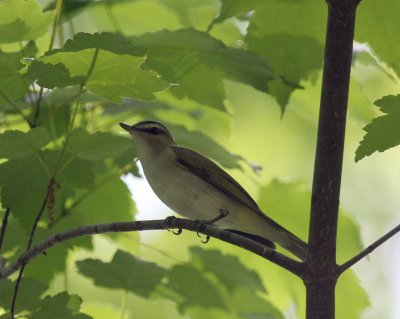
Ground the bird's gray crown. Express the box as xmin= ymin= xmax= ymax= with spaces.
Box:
xmin=133 ymin=121 xmax=170 ymax=136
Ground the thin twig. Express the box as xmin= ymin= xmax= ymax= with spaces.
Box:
xmin=0 ymin=90 xmax=32 ymax=126
xmin=32 ymin=0 xmax=63 ymax=127
xmin=338 ymin=224 xmax=400 ymax=274
xmin=0 ymin=208 xmax=11 ymax=253
xmin=0 ymin=218 xmax=304 ymax=280
xmin=10 ymin=197 xmax=47 ymax=318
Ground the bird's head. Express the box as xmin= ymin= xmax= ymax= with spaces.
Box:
xmin=119 ymin=121 xmax=176 ymax=156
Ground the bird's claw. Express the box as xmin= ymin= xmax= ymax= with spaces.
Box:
xmin=172 ymin=228 xmax=182 ymax=235
xmin=195 ymin=220 xmax=211 ymax=243
xmin=195 ymin=209 xmax=230 ymax=243
xmin=201 ymin=235 xmax=210 ymax=244
xmin=163 ymin=216 xmax=182 ymax=235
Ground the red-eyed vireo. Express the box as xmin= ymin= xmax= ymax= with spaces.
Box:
xmin=120 ymin=121 xmax=307 ymax=260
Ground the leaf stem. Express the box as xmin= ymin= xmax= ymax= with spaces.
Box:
xmin=49 ymin=0 xmax=63 ymax=53
xmin=32 ymin=0 xmax=63 ymax=127
xmin=0 ymin=90 xmax=32 ymax=126
xmin=120 ymin=290 xmax=128 ymax=319
xmin=52 ymin=48 xmax=99 ymax=179
xmin=35 ymin=152 xmax=52 ymax=178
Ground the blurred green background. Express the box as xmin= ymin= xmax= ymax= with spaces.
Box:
xmin=0 ymin=0 xmax=399 ymax=318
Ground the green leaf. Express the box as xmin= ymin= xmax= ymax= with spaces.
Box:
xmin=26 ymin=33 xmax=168 ymax=101
xmin=0 ymin=127 xmax=50 ymax=159
xmin=0 ymin=278 xmax=48 ymax=313
xmin=167 ymin=264 xmax=227 ymax=313
xmin=247 ymin=0 xmax=327 ymax=44
xmin=232 ymin=289 xmax=284 ymax=319
xmin=0 ymin=19 xmax=30 ymax=44
xmin=31 ymin=49 xmax=168 ymax=102
xmin=0 ymin=217 xmax=69 ymax=284
xmin=42 ymin=151 xmax=96 ymax=189
xmin=356 ymin=0 xmax=400 ymax=76
xmin=336 ymin=271 xmax=370 ymax=319
xmin=76 ymin=250 xmax=167 ymax=297
xmin=130 ymin=28 xmax=277 ymax=110
xmin=189 ymin=247 xmax=265 ymax=293
xmin=0 ymin=44 xmax=36 ymax=102
xmin=67 ymin=128 xmax=132 ymax=160
xmin=0 ymin=214 xmax=28 ymax=256
xmin=70 ymin=174 xmax=135 ymax=224
xmin=355 ymin=95 xmax=400 ymax=161
xmin=0 ymin=0 xmax=54 ymax=43
xmin=24 ymin=232 xmax=70 ymax=282
xmin=32 ymin=292 xmax=93 ymax=319
xmin=0 ymin=156 xmax=48 ymax=227
xmin=258 ymin=180 xmax=362 ymax=263
xmin=244 ymin=0 xmax=326 ymax=110
xmin=0 ymin=150 xmax=95 ymax=228
xmin=211 ymin=0 xmax=265 ymax=24
xmin=39 ymin=97 xmax=72 ymax=140
xmin=246 ymin=33 xmax=323 ymax=110
xmin=46 ymin=32 xmax=145 ymax=56
xmin=256 ymin=182 xmax=366 ymax=317
xmin=27 ymin=60 xmax=85 ymax=88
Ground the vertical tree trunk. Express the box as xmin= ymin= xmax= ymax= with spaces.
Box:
xmin=306 ymin=1 xmax=360 ymax=318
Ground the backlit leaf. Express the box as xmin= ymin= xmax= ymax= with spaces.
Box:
xmin=76 ymin=250 xmax=167 ymax=297
xmin=355 ymin=95 xmax=400 ymax=161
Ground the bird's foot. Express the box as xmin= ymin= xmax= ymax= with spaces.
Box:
xmin=163 ymin=216 xmax=182 ymax=235
xmin=195 ymin=209 xmax=230 ymax=243
xmin=194 ymin=221 xmax=210 ymax=243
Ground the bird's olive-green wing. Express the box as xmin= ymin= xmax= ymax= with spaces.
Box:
xmin=172 ymin=146 xmax=262 ymax=214
xmin=173 ymin=146 xmax=308 ymax=260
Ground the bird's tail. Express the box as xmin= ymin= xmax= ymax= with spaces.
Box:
xmin=276 ymin=229 xmax=308 ymax=260
xmin=257 ymin=214 xmax=308 ymax=260
xmin=227 ymin=227 xmax=307 ymax=260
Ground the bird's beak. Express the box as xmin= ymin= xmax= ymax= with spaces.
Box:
xmin=119 ymin=122 xmax=134 ymax=132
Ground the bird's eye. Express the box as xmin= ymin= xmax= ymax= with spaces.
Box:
xmin=149 ymin=127 xmax=160 ymax=135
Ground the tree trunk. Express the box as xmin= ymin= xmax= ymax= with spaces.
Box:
xmin=306 ymin=1 xmax=360 ymax=318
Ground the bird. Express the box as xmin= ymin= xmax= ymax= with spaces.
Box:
xmin=119 ymin=121 xmax=307 ymax=260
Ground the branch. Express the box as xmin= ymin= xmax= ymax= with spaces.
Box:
xmin=10 ymin=196 xmax=47 ymax=318
xmin=0 ymin=218 xmax=304 ymax=280
xmin=338 ymin=223 xmax=400 ymax=274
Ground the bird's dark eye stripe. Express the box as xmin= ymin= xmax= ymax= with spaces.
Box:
xmin=142 ymin=127 xmax=165 ymax=135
